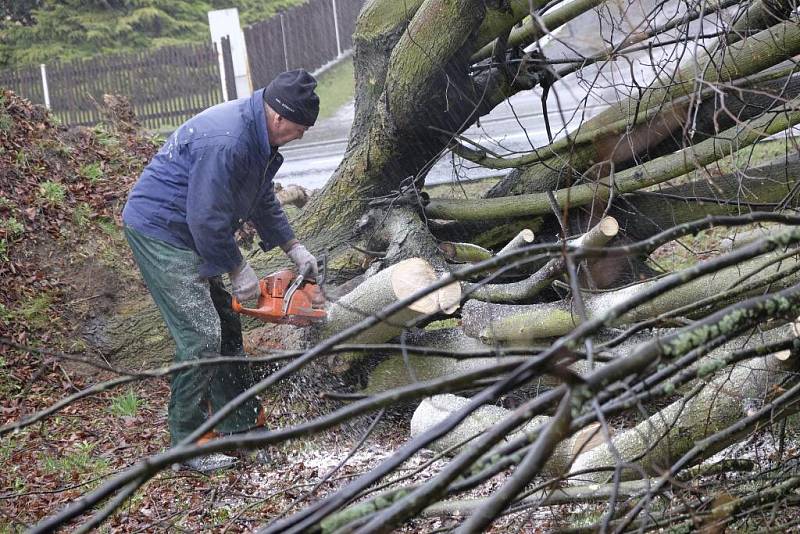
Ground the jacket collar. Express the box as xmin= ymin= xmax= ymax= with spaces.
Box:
xmin=251 ymin=88 xmax=272 ymax=161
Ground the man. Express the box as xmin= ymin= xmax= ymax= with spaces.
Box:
xmin=122 ymin=69 xmax=320 ymax=472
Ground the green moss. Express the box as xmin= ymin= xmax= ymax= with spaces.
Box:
xmin=320 ymin=488 xmax=412 ymax=533
xmin=355 ymin=0 xmax=424 ymax=40
xmin=425 ymin=318 xmax=458 ymax=330
xmin=696 ymin=358 xmax=724 ymax=378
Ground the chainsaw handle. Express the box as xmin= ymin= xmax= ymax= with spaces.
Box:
xmin=231 ymin=280 xmax=265 ymax=312
xmin=299 ymin=262 xmax=315 ymax=281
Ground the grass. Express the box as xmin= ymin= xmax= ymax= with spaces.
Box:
xmin=0 ymin=109 xmax=12 ymax=134
xmin=16 ymin=294 xmax=53 ymax=332
xmin=79 ymin=162 xmax=104 ymax=184
xmin=73 ymin=202 xmax=93 ymax=229
xmin=14 ymin=150 xmax=28 ymax=169
xmin=92 ymin=126 xmax=120 ymax=148
xmin=108 ymin=389 xmax=142 ymax=418
xmin=0 ymin=93 xmax=11 ymax=133
xmin=0 ymin=368 xmax=20 ymax=406
xmin=0 ymin=217 xmax=24 ymax=237
xmin=315 ymin=57 xmax=355 ymax=120
xmin=40 ymin=441 xmax=109 ymax=477
xmin=38 ymin=180 xmax=66 ymax=206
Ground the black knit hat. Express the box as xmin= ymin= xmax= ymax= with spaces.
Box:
xmin=263 ymin=69 xmax=320 ymax=127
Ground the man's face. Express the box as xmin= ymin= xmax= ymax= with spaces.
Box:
xmin=270 ymin=114 xmax=309 ymax=146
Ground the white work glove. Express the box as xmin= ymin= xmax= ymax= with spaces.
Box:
xmin=287 ymin=243 xmax=318 ymax=280
xmin=230 ymin=261 xmax=260 ymax=302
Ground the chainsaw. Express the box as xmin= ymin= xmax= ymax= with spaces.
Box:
xmin=231 ymin=268 xmax=326 ymax=326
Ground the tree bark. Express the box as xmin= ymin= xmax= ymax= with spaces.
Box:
xmin=409 ymin=393 xmax=603 ymax=478
xmin=570 ymin=329 xmax=799 ymax=483
xmin=425 ymin=99 xmax=800 ymax=221
xmin=462 ymin=248 xmax=800 ymax=342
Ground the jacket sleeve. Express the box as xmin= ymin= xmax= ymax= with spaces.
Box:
xmin=186 ymin=145 xmax=243 ymax=278
xmin=251 ymin=185 xmax=295 ymax=251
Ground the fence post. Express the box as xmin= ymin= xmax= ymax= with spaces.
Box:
xmin=208 ymin=8 xmax=252 ymax=100
xmin=331 ymin=0 xmax=342 ymax=57
xmin=220 ymin=36 xmax=238 ymax=100
xmin=279 ymin=13 xmax=290 ymax=71
xmin=40 ymin=64 xmax=51 ymax=109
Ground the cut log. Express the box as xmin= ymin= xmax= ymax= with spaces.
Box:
xmin=360 ymin=327 xmax=651 ymax=393
xmin=428 ymin=217 xmax=544 ymax=251
xmin=320 ymin=257 xmax=461 ymax=371
xmin=365 ymin=355 xmax=530 ymax=394
xmin=611 ymin=155 xmax=800 ymax=244
xmin=497 ymin=229 xmax=535 ymax=255
xmin=468 ymin=216 xmax=618 ymax=304
xmin=422 ymin=480 xmax=649 ymax=517
xmin=438 ymin=242 xmax=493 ymax=263
xmin=274 ymin=183 xmax=311 ymax=208
xmin=720 ymin=227 xmax=776 ymax=252
xmin=425 ymin=98 xmax=800 ymax=221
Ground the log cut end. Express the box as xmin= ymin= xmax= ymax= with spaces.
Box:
xmin=598 ymin=216 xmax=619 ymax=238
xmin=391 ymin=257 xmax=461 ymax=315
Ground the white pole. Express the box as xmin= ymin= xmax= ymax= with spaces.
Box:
xmin=40 ymin=64 xmax=51 ymax=109
xmin=280 ymin=13 xmax=290 ymax=71
xmin=217 ymin=45 xmax=230 ymax=102
xmin=331 ymin=0 xmax=342 ymax=57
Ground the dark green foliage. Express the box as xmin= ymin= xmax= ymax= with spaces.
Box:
xmin=0 ymin=0 xmax=303 ymax=68
xmin=0 ymin=0 xmax=43 ymax=28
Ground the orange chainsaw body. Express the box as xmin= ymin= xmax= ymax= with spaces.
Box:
xmin=231 ymin=269 xmax=326 ymax=326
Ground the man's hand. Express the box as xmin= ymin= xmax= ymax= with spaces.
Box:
xmin=230 ymin=261 xmax=260 ymax=302
xmin=287 ymin=243 xmax=318 ymax=279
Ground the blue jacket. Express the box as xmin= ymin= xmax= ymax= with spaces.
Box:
xmin=122 ymin=89 xmax=295 ymax=278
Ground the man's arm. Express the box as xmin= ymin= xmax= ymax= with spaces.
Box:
xmin=280 ymin=239 xmax=299 ymax=252
xmin=185 ymin=145 xmax=243 ymax=278
xmin=250 ymin=184 xmax=318 ymax=279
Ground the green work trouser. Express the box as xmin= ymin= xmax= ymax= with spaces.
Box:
xmin=124 ymin=225 xmax=261 ymax=446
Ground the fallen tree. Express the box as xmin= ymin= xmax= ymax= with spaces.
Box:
xmin=17 ymin=0 xmax=800 ymax=531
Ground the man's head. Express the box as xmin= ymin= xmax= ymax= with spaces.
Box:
xmin=263 ymin=69 xmax=319 ymax=147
